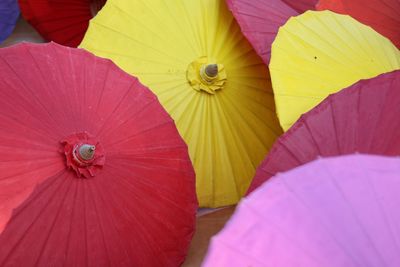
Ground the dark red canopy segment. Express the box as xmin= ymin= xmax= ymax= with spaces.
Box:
xmin=226 ymin=0 xmax=317 ymax=64
xmin=0 ymin=42 xmax=197 ymax=267
xmin=248 ymin=70 xmax=400 ymax=193
xmin=19 ymin=0 xmax=107 ymax=47
xmin=282 ymin=0 xmax=318 ymax=12
xmin=317 ymin=0 xmax=400 ymax=48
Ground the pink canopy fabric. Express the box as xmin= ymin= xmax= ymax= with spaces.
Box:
xmin=248 ymin=70 xmax=400 ymax=193
xmin=226 ymin=0 xmax=317 ymax=64
xmin=203 ymin=154 xmax=400 ymax=267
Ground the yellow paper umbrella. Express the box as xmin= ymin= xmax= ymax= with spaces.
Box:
xmin=270 ymin=10 xmax=400 ymax=131
xmin=80 ymin=0 xmax=282 ymax=207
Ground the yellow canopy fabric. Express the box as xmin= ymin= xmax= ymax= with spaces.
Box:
xmin=80 ymin=0 xmax=282 ymax=207
xmin=270 ymin=10 xmax=400 ymax=131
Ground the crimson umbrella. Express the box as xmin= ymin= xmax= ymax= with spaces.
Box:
xmin=203 ymin=154 xmax=400 ymax=267
xmin=226 ymin=0 xmax=317 ymax=64
xmin=248 ymin=70 xmax=400 ymax=193
xmin=317 ymin=0 xmax=400 ymax=49
xmin=18 ymin=0 xmax=107 ymax=47
xmin=0 ymin=0 xmax=19 ymax=43
xmin=0 ymin=42 xmax=197 ymax=267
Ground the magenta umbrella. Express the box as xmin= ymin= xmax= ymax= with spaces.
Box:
xmin=226 ymin=0 xmax=317 ymax=63
xmin=203 ymin=154 xmax=400 ymax=267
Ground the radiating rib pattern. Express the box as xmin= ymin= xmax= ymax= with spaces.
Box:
xmin=80 ymin=0 xmax=283 ymax=207
xmin=270 ymin=10 xmax=400 ymax=131
xmin=248 ymin=70 xmax=400 ymax=192
xmin=203 ymin=155 xmax=400 ymax=267
xmin=0 ymin=42 xmax=197 ymax=267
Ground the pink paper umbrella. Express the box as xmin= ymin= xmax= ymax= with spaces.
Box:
xmin=226 ymin=0 xmax=317 ymax=64
xmin=203 ymin=154 xmax=400 ymax=267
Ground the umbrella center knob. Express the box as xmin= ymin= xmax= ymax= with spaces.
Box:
xmin=186 ymin=57 xmax=227 ymax=94
xmin=200 ymin=64 xmax=219 ymax=82
xmin=61 ymin=132 xmax=105 ymax=178
xmin=76 ymin=144 xmax=96 ymax=161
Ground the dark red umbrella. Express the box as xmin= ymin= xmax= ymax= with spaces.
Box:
xmin=18 ymin=0 xmax=107 ymax=47
xmin=248 ymin=70 xmax=400 ymax=193
xmin=317 ymin=0 xmax=400 ymax=49
xmin=0 ymin=42 xmax=197 ymax=267
xmin=282 ymin=0 xmax=318 ymax=12
xmin=226 ymin=0 xmax=317 ymax=64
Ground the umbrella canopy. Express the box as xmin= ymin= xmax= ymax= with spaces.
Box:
xmin=317 ymin=0 xmax=400 ymax=49
xmin=281 ymin=0 xmax=318 ymax=12
xmin=226 ymin=0 xmax=318 ymax=64
xmin=248 ymin=70 xmax=400 ymax=192
xmin=203 ymin=154 xmax=400 ymax=267
xmin=80 ymin=0 xmax=283 ymax=208
xmin=0 ymin=0 xmax=19 ymax=43
xmin=18 ymin=0 xmax=107 ymax=47
xmin=270 ymin=10 xmax=400 ymax=131
xmin=0 ymin=42 xmax=197 ymax=267
xmin=226 ymin=0 xmax=298 ymax=64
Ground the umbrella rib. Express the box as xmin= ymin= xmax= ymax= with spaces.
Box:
xmin=33 ymin=177 xmax=74 ymax=267
xmin=104 ymin=164 xmax=194 ymax=215
xmin=0 ymin=161 xmax=62 ymax=182
xmin=279 ymin=171 xmax=366 ymax=267
xmin=302 ymin=119 xmax=323 ymax=155
xmin=177 ymin=0 xmax=203 ymax=55
xmin=243 ymin=201 xmax=328 ymax=266
xmin=222 ymin=91 xmax=281 ymax=147
xmin=63 ymin=178 xmax=80 ymax=267
xmin=213 ymin=98 xmax=248 ymax=201
xmin=277 ymin=136 xmax=307 ymax=164
xmin=95 ymin=75 xmax=137 ymax=137
xmin=0 ymin=113 xmax=58 ymax=143
xmin=0 ymin=51 xmax=62 ymax=138
xmin=94 ymin=59 xmax=111 ymax=115
xmin=362 ymin=165 xmax=400 ymax=255
xmin=222 ymin=83 xmax=280 ymax=131
xmin=93 ymin=169 xmax=167 ymax=265
xmin=89 ymin=21 xmax=188 ymax=64
xmin=98 ymin=98 xmax=158 ymax=142
xmin=328 ymin=97 xmax=342 ymax=154
xmin=105 ymin=120 xmax=174 ymax=148
xmin=92 ymin=180 xmax=137 ymax=265
xmin=106 ymin=1 xmax=183 ymax=54
xmin=87 ymin=182 xmax=112 ymax=266
xmin=211 ymin=238 xmax=270 ymax=267
xmin=324 ymin=162 xmax=390 ymax=267
xmin=0 ymin=171 xmax=69 ymax=266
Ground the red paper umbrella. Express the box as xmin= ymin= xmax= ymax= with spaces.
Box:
xmin=226 ymin=0 xmax=317 ymax=64
xmin=248 ymin=70 xmax=400 ymax=193
xmin=0 ymin=42 xmax=197 ymax=267
xmin=317 ymin=0 xmax=400 ymax=48
xmin=18 ymin=0 xmax=107 ymax=47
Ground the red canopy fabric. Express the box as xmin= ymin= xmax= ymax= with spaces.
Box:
xmin=317 ymin=0 xmax=400 ymax=48
xmin=0 ymin=42 xmax=197 ymax=267
xmin=248 ymin=70 xmax=400 ymax=193
xmin=226 ymin=0 xmax=317 ymax=64
xmin=19 ymin=0 xmax=107 ymax=47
